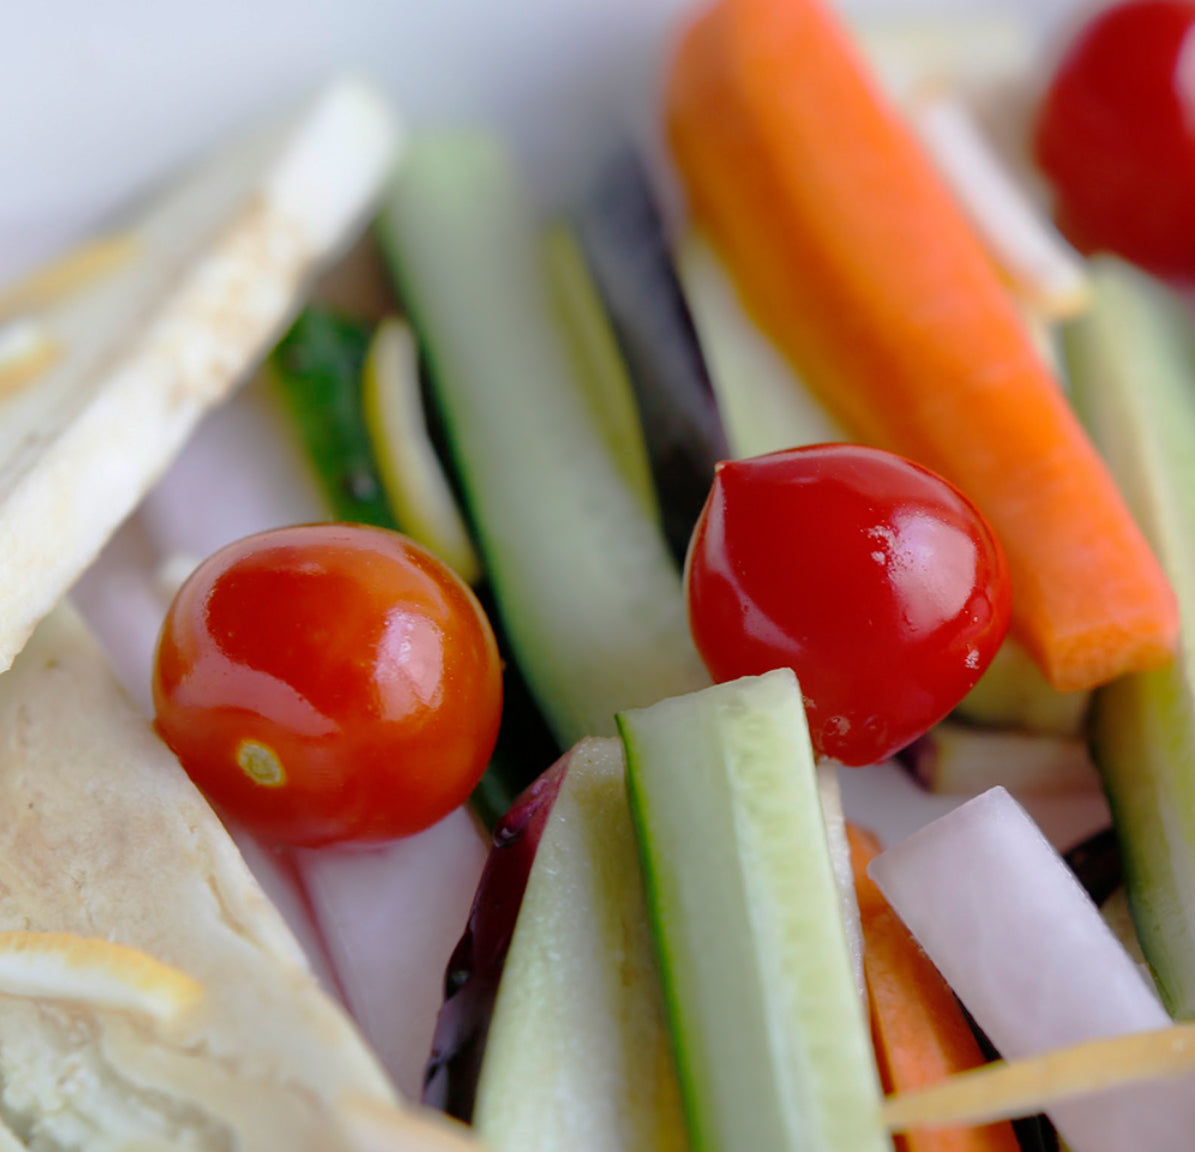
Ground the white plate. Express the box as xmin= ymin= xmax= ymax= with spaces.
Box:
xmin=0 ymin=0 xmax=1086 ymax=282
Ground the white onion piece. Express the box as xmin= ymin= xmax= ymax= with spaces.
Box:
xmin=296 ymin=809 xmax=488 ymax=1098
xmin=839 ymin=758 xmax=1110 ymax=852
xmin=69 ymin=512 xmax=166 ymax=715
xmin=139 ymin=372 xmax=326 ymax=560
xmin=226 ymin=822 xmax=345 ymax=1002
xmin=870 ymin=787 xmax=1195 ymax=1152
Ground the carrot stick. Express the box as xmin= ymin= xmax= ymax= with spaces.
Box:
xmin=665 ymin=0 xmax=1177 ymax=691
xmin=848 ymin=825 xmax=1021 ymax=1152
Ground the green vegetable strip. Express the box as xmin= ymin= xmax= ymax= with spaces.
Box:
xmin=541 ymin=223 xmax=660 ymax=525
xmin=1065 ymin=256 xmax=1195 ymax=1017
xmin=620 ymin=671 xmax=890 ymax=1152
xmin=379 ymin=134 xmax=708 ymax=746
xmin=269 ymin=308 xmax=395 ymax=528
xmin=674 ymin=233 xmax=847 ymax=460
xmin=270 ymin=304 xmax=556 ymax=827
xmin=361 ymin=316 xmax=484 ymax=584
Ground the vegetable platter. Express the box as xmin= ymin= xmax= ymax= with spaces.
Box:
xmin=2 ymin=0 xmax=1194 ymax=1150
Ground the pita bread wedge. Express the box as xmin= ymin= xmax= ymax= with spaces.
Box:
xmin=0 ymin=603 xmax=459 ymax=1151
xmin=0 ymin=77 xmax=399 ymax=676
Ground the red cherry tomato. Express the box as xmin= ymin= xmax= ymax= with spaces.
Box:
xmin=1035 ymin=0 xmax=1195 ymax=277
xmin=685 ymin=445 xmax=1011 ymax=767
xmin=152 ymin=524 xmax=502 ymax=846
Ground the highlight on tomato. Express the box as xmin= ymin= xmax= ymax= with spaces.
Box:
xmin=684 ymin=444 xmax=1012 ymax=767
xmin=152 ymin=523 xmax=503 ymax=846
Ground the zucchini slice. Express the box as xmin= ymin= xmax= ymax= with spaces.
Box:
xmin=379 ymin=133 xmax=708 ymax=746
xmin=620 ymin=671 xmax=890 ymax=1152
xmin=1065 ymin=256 xmax=1195 ymax=1017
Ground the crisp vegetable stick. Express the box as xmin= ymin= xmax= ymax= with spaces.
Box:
xmin=665 ymin=0 xmax=1177 ymax=691
xmin=849 ymin=826 xmax=1020 ymax=1152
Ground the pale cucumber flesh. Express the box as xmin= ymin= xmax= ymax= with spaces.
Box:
xmin=620 ymin=671 xmax=890 ymax=1152
xmin=473 ymin=737 xmax=688 ymax=1152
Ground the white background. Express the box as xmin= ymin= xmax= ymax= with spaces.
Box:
xmin=0 ymin=0 xmax=1081 ymax=284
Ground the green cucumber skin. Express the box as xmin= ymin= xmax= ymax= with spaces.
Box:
xmin=269 ymin=308 xmax=395 ymax=528
xmin=621 ymin=671 xmax=890 ymax=1152
xmin=379 ymin=134 xmax=708 ymax=747
xmin=1065 ymin=256 xmax=1195 ymax=1017
xmin=1092 ymin=669 xmax=1195 ymax=1016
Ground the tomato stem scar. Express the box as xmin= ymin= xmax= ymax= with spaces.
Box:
xmin=236 ymin=740 xmax=286 ymax=788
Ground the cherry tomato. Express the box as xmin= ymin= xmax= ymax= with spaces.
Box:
xmin=685 ymin=445 xmax=1011 ymax=767
xmin=152 ymin=523 xmax=502 ymax=846
xmin=1035 ymin=0 xmax=1195 ymax=277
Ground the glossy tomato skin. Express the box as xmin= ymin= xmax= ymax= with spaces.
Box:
xmin=1035 ymin=0 xmax=1195 ymax=277
xmin=153 ymin=524 xmax=502 ymax=846
xmin=686 ymin=445 xmax=1011 ymax=767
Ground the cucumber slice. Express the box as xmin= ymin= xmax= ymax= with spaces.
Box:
xmin=473 ymin=738 xmax=688 ymax=1152
xmin=269 ymin=307 xmax=394 ymax=527
xmin=675 ymin=233 xmax=847 ymax=459
xmin=541 ymin=223 xmax=658 ymax=524
xmin=1064 ymin=256 xmax=1195 ymax=1016
xmin=620 ymin=670 xmax=889 ymax=1152
xmin=379 ymin=134 xmax=708 ymax=746
xmin=361 ymin=316 xmax=482 ymax=584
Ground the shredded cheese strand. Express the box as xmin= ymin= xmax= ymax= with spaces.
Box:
xmin=883 ymin=1021 xmax=1195 ymax=1131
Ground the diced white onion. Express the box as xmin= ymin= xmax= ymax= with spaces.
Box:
xmin=296 ymin=810 xmax=488 ymax=1098
xmin=871 ymin=788 xmax=1194 ymax=1152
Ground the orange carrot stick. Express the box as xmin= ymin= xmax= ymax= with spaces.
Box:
xmin=665 ymin=0 xmax=1177 ymax=691
xmin=848 ymin=824 xmax=1021 ymax=1152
